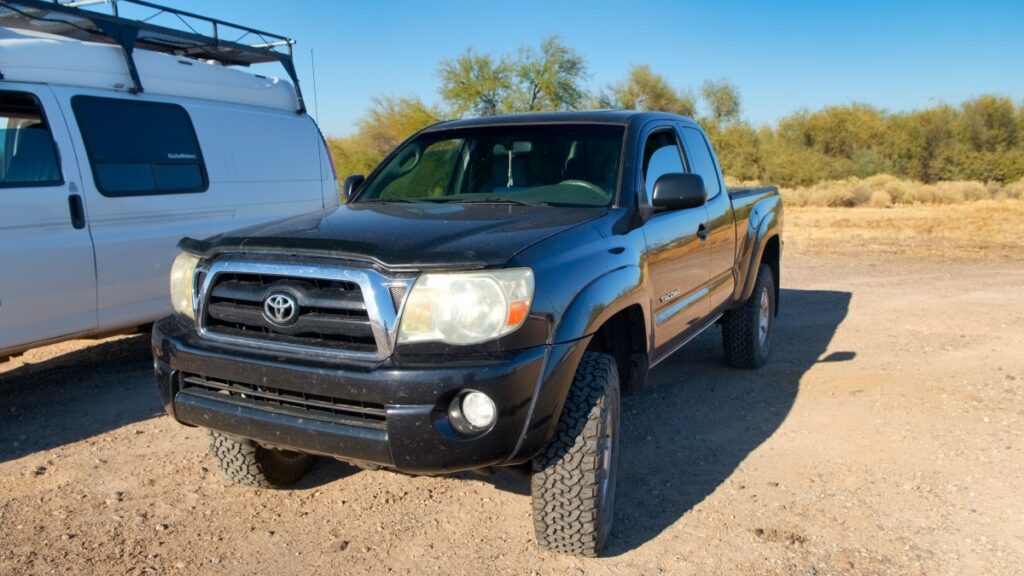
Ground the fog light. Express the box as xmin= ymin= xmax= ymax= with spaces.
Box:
xmin=460 ymin=391 xmax=496 ymax=429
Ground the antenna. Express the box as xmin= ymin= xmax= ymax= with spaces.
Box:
xmin=310 ymin=48 xmax=320 ymax=124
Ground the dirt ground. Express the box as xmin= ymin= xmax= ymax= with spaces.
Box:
xmin=1 ymin=206 xmax=1023 ymax=575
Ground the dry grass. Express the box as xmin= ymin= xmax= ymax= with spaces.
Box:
xmin=726 ymin=174 xmax=1024 ymax=208
xmin=786 ymin=200 xmax=1024 ymax=261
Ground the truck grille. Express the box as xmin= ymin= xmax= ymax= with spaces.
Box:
xmin=202 ymin=272 xmax=377 ymax=353
xmin=179 ymin=373 xmax=387 ymax=430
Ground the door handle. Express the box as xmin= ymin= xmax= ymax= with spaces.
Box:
xmin=696 ymin=223 xmax=708 ymax=241
xmin=68 ymin=194 xmax=86 ymax=230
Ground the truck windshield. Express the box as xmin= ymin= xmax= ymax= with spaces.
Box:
xmin=356 ymin=124 xmax=624 ymax=206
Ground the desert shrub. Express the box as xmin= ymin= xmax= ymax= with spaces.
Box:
xmin=779 ymin=187 xmax=808 ymax=207
xmin=1006 ymin=179 xmax=1024 ymax=199
xmin=933 ymin=181 xmax=991 ymax=203
xmin=869 ymin=190 xmax=893 ymax=207
xmin=776 ymin=174 xmax=1018 ymax=207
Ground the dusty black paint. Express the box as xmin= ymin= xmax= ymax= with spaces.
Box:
xmin=156 ymin=110 xmax=784 ymax=474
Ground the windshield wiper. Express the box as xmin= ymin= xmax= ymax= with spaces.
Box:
xmin=437 ymin=197 xmax=548 ymax=207
xmin=357 ymin=197 xmax=421 ymax=204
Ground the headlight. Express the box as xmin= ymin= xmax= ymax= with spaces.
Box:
xmin=398 ymin=268 xmax=534 ymax=345
xmin=169 ymin=252 xmax=201 ymax=320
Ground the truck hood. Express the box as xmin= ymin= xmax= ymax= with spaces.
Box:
xmin=186 ymin=202 xmax=607 ymax=270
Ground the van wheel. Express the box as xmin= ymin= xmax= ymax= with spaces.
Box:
xmin=531 ymin=351 xmax=620 ymax=557
xmin=208 ymin=431 xmax=313 ymax=488
xmin=722 ymin=263 xmax=776 ymax=368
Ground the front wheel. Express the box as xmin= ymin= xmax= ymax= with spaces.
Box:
xmin=531 ymin=351 xmax=620 ymax=557
xmin=208 ymin=431 xmax=313 ymax=488
xmin=721 ymin=262 xmax=776 ymax=368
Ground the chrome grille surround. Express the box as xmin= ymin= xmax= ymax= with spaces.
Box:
xmin=195 ymin=259 xmax=415 ymax=362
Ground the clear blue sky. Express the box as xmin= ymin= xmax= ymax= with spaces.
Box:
xmin=117 ymin=0 xmax=1023 ymax=136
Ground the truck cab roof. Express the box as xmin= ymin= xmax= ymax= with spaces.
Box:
xmin=425 ymin=110 xmax=696 ymax=132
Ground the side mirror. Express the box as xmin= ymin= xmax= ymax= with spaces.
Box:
xmin=652 ymin=173 xmax=706 ymax=210
xmin=342 ymin=174 xmax=365 ymax=202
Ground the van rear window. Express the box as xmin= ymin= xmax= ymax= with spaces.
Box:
xmin=71 ymin=96 xmax=207 ymax=197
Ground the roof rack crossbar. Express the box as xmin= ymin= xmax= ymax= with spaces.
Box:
xmin=0 ymin=0 xmax=306 ymax=113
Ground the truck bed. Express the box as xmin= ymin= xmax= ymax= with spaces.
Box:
xmin=728 ymin=185 xmax=779 ymax=202
xmin=728 ymin=185 xmax=779 ymax=222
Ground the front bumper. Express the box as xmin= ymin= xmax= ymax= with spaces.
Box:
xmin=152 ymin=316 xmax=583 ymax=474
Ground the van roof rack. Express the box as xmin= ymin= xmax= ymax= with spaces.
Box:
xmin=0 ymin=0 xmax=306 ymax=112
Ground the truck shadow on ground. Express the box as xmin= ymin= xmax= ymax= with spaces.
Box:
xmin=454 ymin=288 xmax=853 ymax=555
xmin=0 ymin=334 xmax=162 ymax=462
xmin=605 ymin=287 xmax=853 ymax=555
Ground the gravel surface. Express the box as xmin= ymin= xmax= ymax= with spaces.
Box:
xmin=1 ymin=247 xmax=1022 ymax=575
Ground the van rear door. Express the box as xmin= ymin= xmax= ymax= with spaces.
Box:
xmin=0 ymin=86 xmax=97 ymax=353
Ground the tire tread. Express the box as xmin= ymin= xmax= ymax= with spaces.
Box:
xmin=531 ymin=351 xmax=619 ymax=557
xmin=208 ymin=431 xmax=312 ymax=488
xmin=722 ymin=263 xmax=774 ymax=368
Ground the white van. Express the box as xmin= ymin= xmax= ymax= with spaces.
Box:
xmin=0 ymin=1 xmax=339 ymax=359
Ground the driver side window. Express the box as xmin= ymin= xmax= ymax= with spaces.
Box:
xmin=642 ymin=130 xmax=685 ymax=204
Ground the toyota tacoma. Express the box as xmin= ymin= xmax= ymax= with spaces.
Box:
xmin=152 ymin=110 xmax=783 ymax=556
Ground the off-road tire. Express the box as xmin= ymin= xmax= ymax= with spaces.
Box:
xmin=208 ymin=431 xmax=313 ymax=488
xmin=531 ymin=351 xmax=621 ymax=557
xmin=722 ymin=262 xmax=776 ymax=368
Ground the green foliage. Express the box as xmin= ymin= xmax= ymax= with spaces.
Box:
xmin=714 ymin=96 xmax=1024 ymax=186
xmin=703 ymin=121 xmax=761 ymax=181
xmin=700 ymin=79 xmax=741 ymax=124
xmin=957 ymin=95 xmax=1018 ymax=152
xmin=438 ymin=49 xmax=512 ymax=117
xmin=511 ymin=36 xmax=588 ymax=112
xmin=602 ymin=65 xmax=696 ymax=117
xmin=884 ymin=105 xmax=956 ymax=182
xmin=438 ymin=36 xmax=587 ymax=117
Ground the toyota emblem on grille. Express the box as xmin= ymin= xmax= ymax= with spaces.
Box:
xmin=263 ymin=292 xmax=298 ymax=326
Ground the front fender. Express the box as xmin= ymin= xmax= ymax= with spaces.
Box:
xmin=507 ymin=266 xmax=650 ymax=463
xmin=505 ymin=261 xmax=643 ymax=461
xmin=551 ymin=264 xmax=649 ymax=346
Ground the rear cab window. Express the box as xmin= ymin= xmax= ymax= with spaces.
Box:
xmin=679 ymin=126 xmax=722 ymax=199
xmin=71 ymin=96 xmax=207 ymax=197
xmin=0 ymin=91 xmax=62 ymax=188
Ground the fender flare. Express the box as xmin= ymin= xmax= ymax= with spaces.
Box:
xmin=551 ymin=264 xmax=650 ymax=349
xmin=508 ymin=265 xmax=650 ymax=462
xmin=738 ymin=209 xmax=782 ymax=303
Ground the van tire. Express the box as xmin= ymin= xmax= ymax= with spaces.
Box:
xmin=531 ymin=351 xmax=620 ymax=557
xmin=722 ymin=263 xmax=776 ymax=368
xmin=208 ymin=431 xmax=313 ymax=488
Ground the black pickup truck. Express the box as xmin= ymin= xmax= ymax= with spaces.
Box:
xmin=153 ymin=110 xmax=782 ymax=557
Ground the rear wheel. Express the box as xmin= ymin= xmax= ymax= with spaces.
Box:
xmin=531 ymin=351 xmax=620 ymax=557
xmin=721 ymin=263 xmax=776 ymax=368
xmin=208 ymin=431 xmax=313 ymax=488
